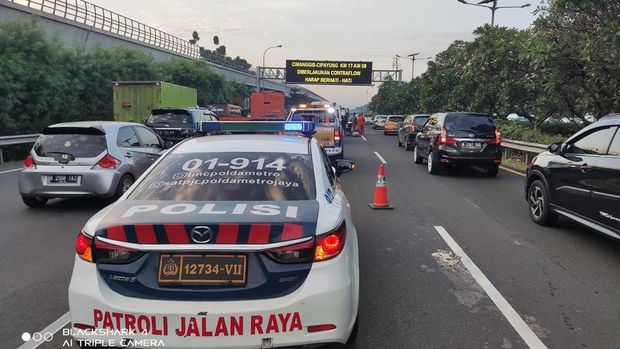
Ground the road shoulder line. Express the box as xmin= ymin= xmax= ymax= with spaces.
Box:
xmin=433 ymin=226 xmax=547 ymax=349
xmin=0 ymin=168 xmax=22 ymax=174
xmin=500 ymin=166 xmax=526 ymax=177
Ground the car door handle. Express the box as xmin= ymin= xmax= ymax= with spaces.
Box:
xmin=147 ymin=154 xmax=156 ymax=159
xmin=124 ymin=152 xmax=133 ymax=158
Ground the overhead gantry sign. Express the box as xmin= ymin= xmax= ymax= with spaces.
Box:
xmin=259 ymin=60 xmax=402 ymax=86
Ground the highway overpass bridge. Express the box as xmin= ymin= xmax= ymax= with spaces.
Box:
xmin=0 ymin=0 xmax=324 ymax=101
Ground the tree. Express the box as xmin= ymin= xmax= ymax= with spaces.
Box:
xmin=215 ymin=45 xmax=226 ymax=56
xmin=286 ymin=87 xmax=311 ymax=107
xmin=528 ymin=0 xmax=620 ymax=121
xmin=189 ymin=31 xmax=200 ymax=45
xmin=79 ymin=47 xmax=158 ymax=121
xmin=0 ymin=20 xmax=83 ymax=134
xmin=157 ymin=58 xmax=247 ymax=106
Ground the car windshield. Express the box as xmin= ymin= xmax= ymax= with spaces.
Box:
xmin=129 ymin=152 xmax=316 ymax=201
xmin=34 ymin=128 xmax=107 ymax=158
xmin=147 ymin=110 xmax=192 ymax=127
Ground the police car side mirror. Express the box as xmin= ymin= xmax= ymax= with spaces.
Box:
xmin=335 ymin=160 xmax=356 ymax=176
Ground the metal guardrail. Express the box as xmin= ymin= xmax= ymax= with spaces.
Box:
xmin=7 ymin=0 xmax=255 ymax=73
xmin=0 ymin=134 xmax=40 ymax=163
xmin=502 ymin=139 xmax=548 ymax=153
xmin=501 ymin=139 xmax=549 ymax=165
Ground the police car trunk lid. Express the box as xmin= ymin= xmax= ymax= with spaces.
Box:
xmin=93 ymin=200 xmax=319 ymax=301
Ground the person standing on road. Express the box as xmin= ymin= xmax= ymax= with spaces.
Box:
xmin=357 ymin=113 xmax=365 ymax=136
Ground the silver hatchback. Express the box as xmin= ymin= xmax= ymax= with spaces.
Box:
xmin=19 ymin=121 xmax=170 ymax=207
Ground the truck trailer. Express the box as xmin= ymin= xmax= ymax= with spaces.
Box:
xmin=113 ymin=81 xmax=197 ymax=123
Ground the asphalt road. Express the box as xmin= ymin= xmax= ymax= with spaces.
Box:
xmin=1 ymin=129 xmax=619 ymax=349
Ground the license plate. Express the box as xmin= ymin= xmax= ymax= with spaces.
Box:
xmin=49 ymin=175 xmax=79 ymax=183
xmin=158 ymin=254 xmax=247 ymax=286
xmin=159 ymin=130 xmax=175 ymax=135
xmin=319 ymin=138 xmax=334 ymax=147
xmin=461 ymin=142 xmax=483 ymax=150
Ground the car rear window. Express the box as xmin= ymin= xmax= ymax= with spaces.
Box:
xmin=147 ymin=109 xmax=192 ymax=127
xmin=413 ymin=116 xmax=429 ymax=127
xmin=129 ymin=152 xmax=316 ymax=201
xmin=388 ymin=116 xmax=404 ymax=122
xmin=289 ymin=110 xmax=337 ymax=125
xmin=34 ymin=128 xmax=107 ymax=158
xmin=445 ymin=114 xmax=496 ymax=136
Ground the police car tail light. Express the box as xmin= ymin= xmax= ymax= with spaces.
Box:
xmin=23 ymin=155 xmax=35 ymax=168
xmin=93 ymin=154 xmax=121 ymax=170
xmin=334 ymin=129 xmax=342 ymax=142
xmin=93 ymin=239 xmax=144 ymax=264
xmin=75 ymin=232 xmax=93 ymax=262
xmin=314 ymin=220 xmax=346 ymax=262
xmin=438 ymin=128 xmax=457 ymax=145
xmin=267 ymin=239 xmax=315 ymax=263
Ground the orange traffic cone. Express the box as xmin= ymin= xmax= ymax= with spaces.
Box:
xmin=369 ymin=163 xmax=394 ymax=209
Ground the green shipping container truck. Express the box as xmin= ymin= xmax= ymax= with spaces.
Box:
xmin=113 ymin=81 xmax=198 ymax=123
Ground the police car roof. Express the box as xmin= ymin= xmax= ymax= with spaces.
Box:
xmin=174 ymin=134 xmax=311 ymax=155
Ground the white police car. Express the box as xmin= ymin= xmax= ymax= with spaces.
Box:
xmin=68 ymin=122 xmax=359 ymax=348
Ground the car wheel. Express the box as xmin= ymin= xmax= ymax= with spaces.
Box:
xmin=112 ymin=174 xmax=134 ymax=201
xmin=427 ymin=152 xmax=441 ymax=175
xmin=485 ymin=165 xmax=499 ymax=177
xmin=413 ymin=145 xmax=424 ymax=164
xmin=528 ymin=180 xmax=558 ymax=226
xmin=22 ymin=196 xmax=48 ymax=207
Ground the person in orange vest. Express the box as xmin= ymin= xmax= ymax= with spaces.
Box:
xmin=357 ymin=113 xmax=366 ymax=136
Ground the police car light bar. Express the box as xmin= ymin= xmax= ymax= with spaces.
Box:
xmin=198 ymin=121 xmax=316 ymax=136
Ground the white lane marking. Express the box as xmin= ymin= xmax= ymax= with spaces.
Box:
xmin=0 ymin=168 xmax=21 ymax=174
xmin=374 ymin=151 xmax=387 ymax=165
xmin=433 ymin=226 xmax=548 ymax=349
xmin=17 ymin=312 xmax=70 ymax=349
xmin=361 ymin=135 xmax=367 ymax=141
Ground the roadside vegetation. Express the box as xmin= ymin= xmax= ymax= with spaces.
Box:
xmin=369 ymin=0 xmax=619 ymax=143
xmin=0 ymin=20 xmax=249 ymax=136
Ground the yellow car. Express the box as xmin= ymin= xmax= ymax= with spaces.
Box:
xmin=383 ymin=115 xmax=404 ymax=135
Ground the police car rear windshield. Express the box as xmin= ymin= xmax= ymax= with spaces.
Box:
xmin=289 ymin=110 xmax=338 ymax=125
xmin=129 ymin=152 xmax=316 ymax=201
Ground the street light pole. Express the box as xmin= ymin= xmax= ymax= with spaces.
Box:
xmin=396 ymin=53 xmax=432 ymax=81
xmin=260 ymin=44 xmax=282 ymax=91
xmin=456 ymin=0 xmax=530 ymax=26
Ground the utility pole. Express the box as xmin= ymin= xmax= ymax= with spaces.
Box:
xmin=456 ymin=0 xmax=531 ymax=26
xmin=260 ymin=44 xmax=282 ymax=91
xmin=396 ymin=53 xmax=431 ymax=81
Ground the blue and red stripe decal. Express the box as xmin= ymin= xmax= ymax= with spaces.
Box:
xmin=96 ymin=223 xmax=311 ymax=245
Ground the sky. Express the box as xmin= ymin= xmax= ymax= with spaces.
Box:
xmin=89 ymin=0 xmax=539 ymax=108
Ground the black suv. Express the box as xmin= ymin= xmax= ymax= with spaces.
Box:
xmin=525 ymin=115 xmax=620 ymax=240
xmin=146 ymin=107 xmax=219 ymax=143
xmin=414 ymin=112 xmax=502 ymax=176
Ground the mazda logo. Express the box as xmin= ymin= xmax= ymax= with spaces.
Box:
xmin=191 ymin=226 xmax=213 ymax=244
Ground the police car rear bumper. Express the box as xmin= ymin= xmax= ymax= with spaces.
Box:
xmin=68 ymin=248 xmax=358 ymax=348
